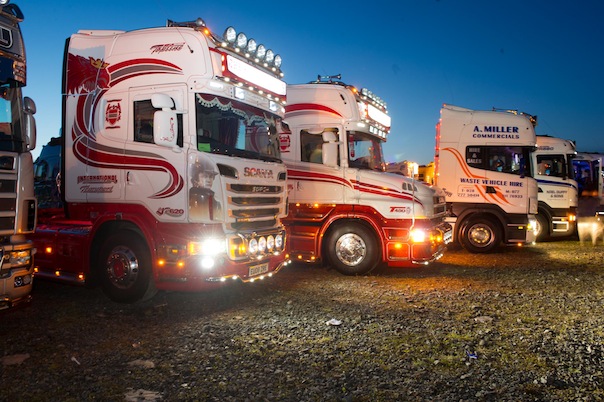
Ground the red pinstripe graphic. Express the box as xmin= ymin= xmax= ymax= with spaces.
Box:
xmin=285 ymin=103 xmax=342 ymax=117
xmin=287 ymin=169 xmax=423 ymax=205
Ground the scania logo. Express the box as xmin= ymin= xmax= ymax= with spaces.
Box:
xmin=157 ymin=207 xmax=184 ymax=217
xmin=253 ymin=186 xmax=271 ymax=193
xmin=244 ymin=167 xmax=274 ymax=179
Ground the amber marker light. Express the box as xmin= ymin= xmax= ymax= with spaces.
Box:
xmin=45 ymin=246 xmax=52 ymax=254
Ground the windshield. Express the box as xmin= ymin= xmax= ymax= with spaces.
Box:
xmin=347 ymin=131 xmax=386 ymax=171
xmin=0 ymin=85 xmax=25 ymax=153
xmin=195 ymin=94 xmax=281 ymax=162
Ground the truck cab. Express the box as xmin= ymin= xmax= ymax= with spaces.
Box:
xmin=0 ymin=1 xmax=37 ymax=310
xmin=532 ymin=135 xmax=578 ymax=240
xmin=281 ymin=78 xmax=451 ymax=275
xmin=435 ymin=105 xmax=538 ymax=252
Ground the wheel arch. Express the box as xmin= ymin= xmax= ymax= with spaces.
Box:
xmin=320 ymin=216 xmax=383 ymax=262
xmin=88 ymin=220 xmax=148 ymax=286
xmin=456 ymin=210 xmax=505 ymax=245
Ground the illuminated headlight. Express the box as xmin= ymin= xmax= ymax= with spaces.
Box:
xmin=236 ymin=32 xmax=248 ymax=49
xmin=9 ymin=250 xmax=32 ymax=267
xmin=275 ymin=234 xmax=283 ymax=249
xmin=410 ymin=229 xmax=427 ymax=243
xmin=266 ymin=235 xmax=275 ymax=251
xmin=246 ymin=38 xmax=257 ymax=54
xmin=265 ymin=49 xmax=274 ymax=64
xmin=273 ymin=55 xmax=282 ymax=68
xmin=223 ymin=26 xmax=237 ymax=44
xmin=528 ymin=218 xmax=538 ymax=233
xmin=188 ymin=238 xmax=226 ymax=257
xmin=256 ymin=45 xmax=266 ymax=60
xmin=258 ymin=236 xmax=267 ymax=253
xmin=249 ymin=238 xmax=258 ymax=254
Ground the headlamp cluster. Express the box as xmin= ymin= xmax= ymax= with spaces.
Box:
xmin=222 ymin=26 xmax=282 ymax=73
xmin=248 ymin=233 xmax=284 ymax=255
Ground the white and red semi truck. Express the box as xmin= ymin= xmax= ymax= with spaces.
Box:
xmin=32 ymin=18 xmax=290 ymax=302
xmin=280 ymin=77 xmax=452 ymax=275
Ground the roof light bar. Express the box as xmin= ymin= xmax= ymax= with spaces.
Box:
xmin=220 ymin=26 xmax=283 ymax=72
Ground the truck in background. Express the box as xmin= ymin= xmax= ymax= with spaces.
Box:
xmin=33 ymin=135 xmax=61 ymax=209
xmin=572 ymin=152 xmax=604 ymax=216
xmin=280 ymin=76 xmax=452 ymax=275
xmin=434 ymin=105 xmax=538 ymax=253
xmin=532 ymin=135 xmax=578 ymax=240
xmin=0 ymin=1 xmax=37 ymax=310
xmin=31 ymin=18 xmax=289 ymax=303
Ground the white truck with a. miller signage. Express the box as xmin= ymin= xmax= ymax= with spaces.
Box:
xmin=31 ymin=18 xmax=289 ymax=302
xmin=280 ymin=76 xmax=452 ymax=275
xmin=532 ymin=135 xmax=578 ymax=240
xmin=435 ymin=105 xmax=538 ymax=252
xmin=0 ymin=1 xmax=37 ymax=310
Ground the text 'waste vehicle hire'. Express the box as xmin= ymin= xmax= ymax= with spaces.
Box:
xmin=280 ymin=76 xmax=452 ymax=275
xmin=0 ymin=1 xmax=37 ymax=310
xmin=435 ymin=105 xmax=538 ymax=253
xmin=31 ymin=19 xmax=290 ymax=303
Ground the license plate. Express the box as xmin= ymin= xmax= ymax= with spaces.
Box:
xmin=249 ymin=262 xmax=269 ymax=277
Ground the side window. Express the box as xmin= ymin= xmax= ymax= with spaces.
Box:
xmin=133 ymin=100 xmax=154 ymax=144
xmin=133 ymin=99 xmax=184 ymax=147
xmin=466 ymin=147 xmax=483 ymax=168
xmin=466 ymin=146 xmax=528 ymax=176
xmin=300 ymin=130 xmax=324 ymax=164
xmin=536 ymin=155 xmax=564 ymax=177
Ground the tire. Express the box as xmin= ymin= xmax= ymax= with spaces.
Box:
xmin=97 ymin=232 xmax=157 ymax=303
xmin=459 ymin=217 xmax=501 ymax=253
xmin=535 ymin=213 xmax=550 ymax=242
xmin=325 ymin=223 xmax=380 ymax=275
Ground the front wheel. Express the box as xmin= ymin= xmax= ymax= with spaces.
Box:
xmin=97 ymin=232 xmax=157 ymax=303
xmin=535 ymin=213 xmax=550 ymax=241
xmin=325 ymin=223 xmax=380 ymax=275
xmin=459 ymin=217 xmax=501 ymax=253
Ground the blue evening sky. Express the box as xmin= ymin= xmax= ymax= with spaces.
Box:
xmin=20 ymin=0 xmax=604 ymax=164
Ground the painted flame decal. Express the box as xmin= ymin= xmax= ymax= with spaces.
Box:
xmin=67 ymin=53 xmax=184 ymax=198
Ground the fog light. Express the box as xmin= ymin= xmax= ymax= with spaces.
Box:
xmin=410 ymin=229 xmax=426 ymax=243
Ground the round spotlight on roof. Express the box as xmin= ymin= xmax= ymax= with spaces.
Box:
xmin=265 ymin=49 xmax=274 ymax=64
xmin=235 ymin=32 xmax=248 ymax=49
xmin=273 ymin=54 xmax=282 ymax=68
xmin=223 ymin=27 xmax=236 ymax=44
xmin=246 ymin=38 xmax=257 ymax=55
xmin=256 ymin=44 xmax=266 ymax=60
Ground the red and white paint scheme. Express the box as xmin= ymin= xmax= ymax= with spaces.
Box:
xmin=435 ymin=105 xmax=538 ymax=253
xmin=31 ymin=18 xmax=289 ymax=302
xmin=280 ymin=77 xmax=452 ymax=275
xmin=0 ymin=1 xmax=37 ymax=310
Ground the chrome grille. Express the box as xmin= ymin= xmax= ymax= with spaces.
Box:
xmin=226 ymin=182 xmax=285 ymax=230
xmin=0 ymin=156 xmax=17 ymax=236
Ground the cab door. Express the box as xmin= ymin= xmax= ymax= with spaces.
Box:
xmin=124 ymin=86 xmax=186 ymax=220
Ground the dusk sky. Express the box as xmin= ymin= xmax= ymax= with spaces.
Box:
xmin=20 ymin=0 xmax=604 ymax=165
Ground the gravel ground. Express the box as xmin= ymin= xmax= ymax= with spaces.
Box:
xmin=2 ymin=239 xmax=604 ymax=401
